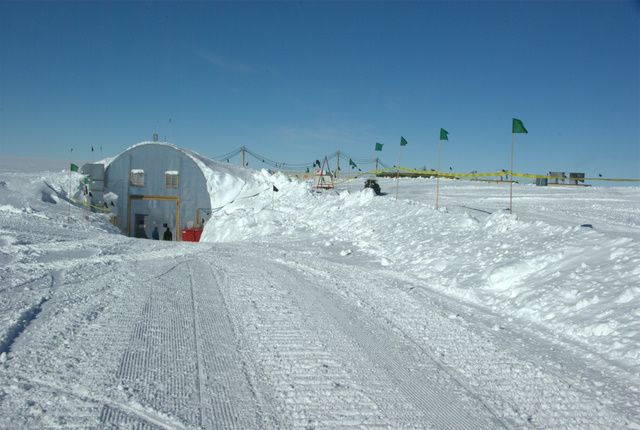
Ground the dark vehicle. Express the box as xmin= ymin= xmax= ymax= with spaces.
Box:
xmin=364 ymin=179 xmax=381 ymax=195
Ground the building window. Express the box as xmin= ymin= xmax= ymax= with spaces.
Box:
xmin=165 ymin=171 xmax=179 ymax=188
xmin=130 ymin=170 xmax=145 ymax=187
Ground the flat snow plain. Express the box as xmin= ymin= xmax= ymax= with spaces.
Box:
xmin=1 ymin=159 xmax=638 ymax=429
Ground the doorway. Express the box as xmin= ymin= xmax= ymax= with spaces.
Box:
xmin=133 ymin=213 xmax=149 ymax=239
xmin=128 ymin=195 xmax=180 ymax=240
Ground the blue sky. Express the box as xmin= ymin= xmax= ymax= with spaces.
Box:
xmin=1 ymin=1 xmax=638 ymax=181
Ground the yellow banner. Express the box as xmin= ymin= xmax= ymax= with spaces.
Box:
xmin=71 ymin=197 xmax=111 ymax=212
xmin=512 ymin=173 xmax=640 ymax=182
xmin=282 ymin=168 xmax=639 ymax=183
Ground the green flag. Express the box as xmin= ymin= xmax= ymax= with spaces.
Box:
xmin=375 ymin=142 xmax=383 ymax=151
xmin=400 ymin=136 xmax=407 ymax=146
xmin=70 ymin=163 xmax=79 ymax=172
xmin=349 ymin=159 xmax=357 ymax=168
xmin=440 ymin=128 xmax=449 ymax=141
xmin=512 ymin=118 xmax=528 ymax=134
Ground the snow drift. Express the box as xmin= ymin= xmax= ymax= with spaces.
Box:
xmin=0 ymin=162 xmax=638 ymax=428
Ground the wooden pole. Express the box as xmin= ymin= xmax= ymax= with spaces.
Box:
xmin=372 ymin=147 xmax=376 ymax=178
xmin=395 ymin=146 xmax=403 ymax=201
xmin=510 ymin=132 xmax=514 ymax=214
xmin=436 ymin=139 xmax=442 ymax=209
xmin=336 ymin=149 xmax=340 ymax=179
xmin=242 ymin=145 xmax=245 ymax=167
xmin=86 ymin=189 xmax=90 ymax=226
xmin=67 ymin=149 xmax=73 ymax=224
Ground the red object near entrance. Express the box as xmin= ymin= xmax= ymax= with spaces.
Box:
xmin=181 ymin=228 xmax=203 ymax=242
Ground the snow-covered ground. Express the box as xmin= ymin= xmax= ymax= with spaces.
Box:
xmin=1 ymin=159 xmax=638 ymax=429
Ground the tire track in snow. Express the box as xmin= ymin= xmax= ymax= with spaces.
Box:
xmin=105 ymin=259 xmax=262 ymax=429
xmin=213 ymin=248 xmax=501 ymax=429
xmin=213 ymin=257 xmax=398 ymax=428
xmin=274 ymin=258 xmax=504 ymax=429
xmin=110 ymin=261 xmax=200 ymax=425
xmin=0 ymin=275 xmax=52 ymax=357
xmin=308 ymin=257 xmax=636 ymax=428
xmin=187 ymin=261 xmax=205 ymax=428
xmin=310 ymin=284 xmax=504 ymax=429
xmin=187 ymin=260 xmax=265 ymax=429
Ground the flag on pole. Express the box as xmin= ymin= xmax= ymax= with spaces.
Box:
xmin=440 ymin=128 xmax=449 ymax=140
xmin=70 ymin=163 xmax=79 ymax=172
xmin=349 ymin=159 xmax=357 ymax=168
xmin=375 ymin=143 xmax=384 ymax=151
xmin=400 ymin=136 xmax=408 ymax=146
xmin=512 ymin=118 xmax=528 ymax=134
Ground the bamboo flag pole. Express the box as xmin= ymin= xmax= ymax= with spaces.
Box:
xmin=436 ymin=129 xmax=449 ymax=209
xmin=373 ymin=142 xmax=383 ymax=177
xmin=82 ymin=182 xmax=86 ymax=222
xmin=348 ymin=159 xmax=357 ymax=192
xmin=68 ymin=149 xmax=73 ymax=223
xmin=86 ymin=182 xmax=90 ymax=226
xmin=510 ymin=118 xmax=528 ymax=214
xmin=372 ymin=146 xmax=376 ymax=177
xmin=509 ymin=131 xmax=514 ymax=214
xmin=395 ymin=137 xmax=407 ymax=201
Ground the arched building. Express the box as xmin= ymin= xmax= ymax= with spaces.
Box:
xmin=82 ymin=142 xmax=267 ymax=241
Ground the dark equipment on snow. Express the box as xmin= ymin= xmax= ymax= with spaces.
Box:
xmin=364 ymin=179 xmax=382 ymax=195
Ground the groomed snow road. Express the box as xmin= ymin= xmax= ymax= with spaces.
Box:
xmin=1 ymin=235 xmax=634 ymax=429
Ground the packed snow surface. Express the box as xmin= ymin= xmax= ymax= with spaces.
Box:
xmin=0 ymin=161 xmax=638 ymax=429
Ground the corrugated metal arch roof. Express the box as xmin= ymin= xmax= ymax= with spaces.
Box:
xmin=108 ymin=142 xmax=271 ymax=213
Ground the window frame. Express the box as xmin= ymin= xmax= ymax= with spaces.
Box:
xmin=130 ymin=170 xmax=145 ymax=187
xmin=164 ymin=171 xmax=179 ymax=188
